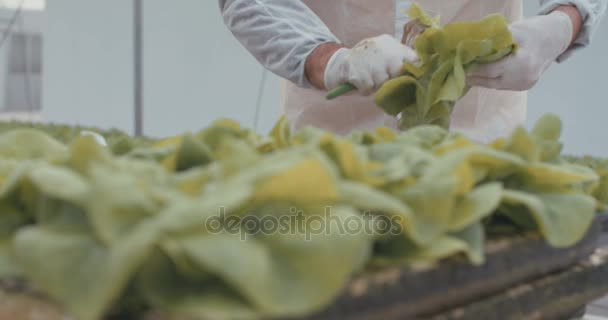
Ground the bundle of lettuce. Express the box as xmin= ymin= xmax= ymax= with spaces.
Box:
xmin=376 ymin=3 xmax=519 ymax=130
xmin=0 ymin=113 xmax=604 ymax=320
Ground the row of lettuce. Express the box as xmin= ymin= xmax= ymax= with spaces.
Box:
xmin=0 ymin=115 xmax=604 ymax=320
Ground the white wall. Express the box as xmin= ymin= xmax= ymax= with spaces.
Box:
xmin=141 ymin=0 xmax=281 ymax=138
xmin=44 ymin=1 xmax=608 ymax=155
xmin=43 ymin=0 xmax=133 ymax=132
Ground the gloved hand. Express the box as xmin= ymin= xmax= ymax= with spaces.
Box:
xmin=467 ymin=11 xmax=573 ymax=91
xmin=323 ymin=35 xmax=419 ymax=95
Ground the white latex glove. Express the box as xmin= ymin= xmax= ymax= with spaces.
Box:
xmin=467 ymin=11 xmax=573 ymax=91
xmin=323 ymin=34 xmax=419 ymax=95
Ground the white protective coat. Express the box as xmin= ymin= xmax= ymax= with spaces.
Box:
xmin=219 ymin=0 xmax=606 ymax=143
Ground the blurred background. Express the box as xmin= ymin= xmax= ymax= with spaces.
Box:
xmin=1 ymin=1 xmax=606 ymax=155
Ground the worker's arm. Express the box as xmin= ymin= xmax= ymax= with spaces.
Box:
xmin=218 ymin=0 xmax=417 ymax=94
xmin=304 ymin=43 xmax=345 ymax=90
xmin=218 ymin=0 xmax=339 ymax=89
xmin=552 ymin=6 xmax=583 ymax=45
xmin=539 ymin=0 xmax=607 ymax=61
xmin=466 ymin=0 xmax=607 ymax=91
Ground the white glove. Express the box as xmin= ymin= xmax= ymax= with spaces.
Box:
xmin=323 ymin=34 xmax=419 ymax=95
xmin=467 ymin=11 xmax=573 ymax=91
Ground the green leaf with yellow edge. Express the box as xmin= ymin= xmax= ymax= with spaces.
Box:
xmin=0 ymin=129 xmax=67 ymax=160
xmin=531 ymin=114 xmax=564 ymax=162
xmin=373 ymin=222 xmax=484 ymax=267
xmin=450 ymin=222 xmax=485 ymax=265
xmin=399 ymin=178 xmax=457 ymax=244
xmin=0 ymin=162 xmax=89 ymax=231
xmin=211 ymin=119 xmax=243 ymax=132
xmin=562 ymin=156 xmax=608 ymax=207
xmin=152 ymin=136 xmax=182 ymax=149
xmin=408 ymin=234 xmax=477 ymax=266
xmin=366 ymin=157 xmax=412 ymax=187
xmin=438 ymin=14 xmax=516 ymax=55
xmin=456 ymin=39 xmax=494 ymax=65
xmin=0 ymin=161 xmax=34 ymax=204
xmin=254 ymin=158 xmax=339 ymax=205
xmin=500 ymin=190 xmax=596 ymax=247
xmin=368 ymin=144 xmax=434 ymax=181
xmin=463 ymin=147 xmax=524 ymax=179
xmin=160 ymin=153 xmax=177 ymax=171
xmin=197 ymin=119 xmax=250 ymax=152
xmin=432 ymin=135 xmax=476 ymax=155
xmin=374 ymin=127 xmax=398 ymax=142
xmin=0 ymin=201 xmax=28 ymax=236
xmin=0 ymin=201 xmax=26 ymax=278
xmin=0 ymin=156 xmax=19 ymax=182
xmin=503 ymin=127 xmax=539 ymax=162
xmin=173 ymin=134 xmax=214 ymax=172
xmin=406 ymin=2 xmax=440 ymax=28
xmin=220 ymin=146 xmax=321 ymax=184
xmin=338 ymin=181 xmax=416 ymax=239
xmin=401 ymin=61 xmax=428 ymax=79
xmin=374 ymin=76 xmax=418 ymax=116
xmin=426 ymin=59 xmax=455 ymax=111
xmin=66 ymin=136 xmax=115 ymax=176
xmin=138 ymin=206 xmax=371 ymax=320
xmin=319 ymin=136 xmax=364 ymax=178
xmin=33 ymin=197 xmax=88 ymax=233
xmin=425 ymin=103 xmax=453 ymax=126
xmin=128 ymin=145 xmax=177 ymax=164
xmin=14 ymin=220 xmax=161 ymax=320
xmin=319 ymin=136 xmax=384 ymax=186
xmin=532 ymin=113 xmax=562 ymax=141
xmin=173 ymin=167 xmax=218 ymax=196
xmin=108 ymin=136 xmax=136 ymax=155
xmin=268 ymin=116 xmax=291 ymax=150
xmin=423 ymin=152 xmax=476 ymax=196
xmin=135 ymin=250 xmax=259 ymax=320
xmin=289 ymin=127 xmax=330 ymax=146
xmin=27 ymin=164 xmax=89 ymax=205
xmin=85 ymin=165 xmax=158 ymax=245
xmin=595 ymin=169 xmax=608 ymax=205
xmin=159 ymin=238 xmax=214 ymax=282
xmin=393 ymin=152 xmax=479 ymax=243
xmin=536 ymin=140 xmax=563 ymax=163
xmin=395 ymin=125 xmax=449 ymax=149
xmin=520 ymin=163 xmax=599 ymax=188
xmin=0 ymin=238 xmax=21 ymax=278
xmin=449 ymin=183 xmax=503 ymax=231
xmin=435 ymin=74 xmax=461 ymax=104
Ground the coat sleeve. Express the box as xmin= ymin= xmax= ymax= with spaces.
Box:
xmin=538 ymin=0 xmax=608 ymax=61
xmin=218 ymin=0 xmax=340 ymax=88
